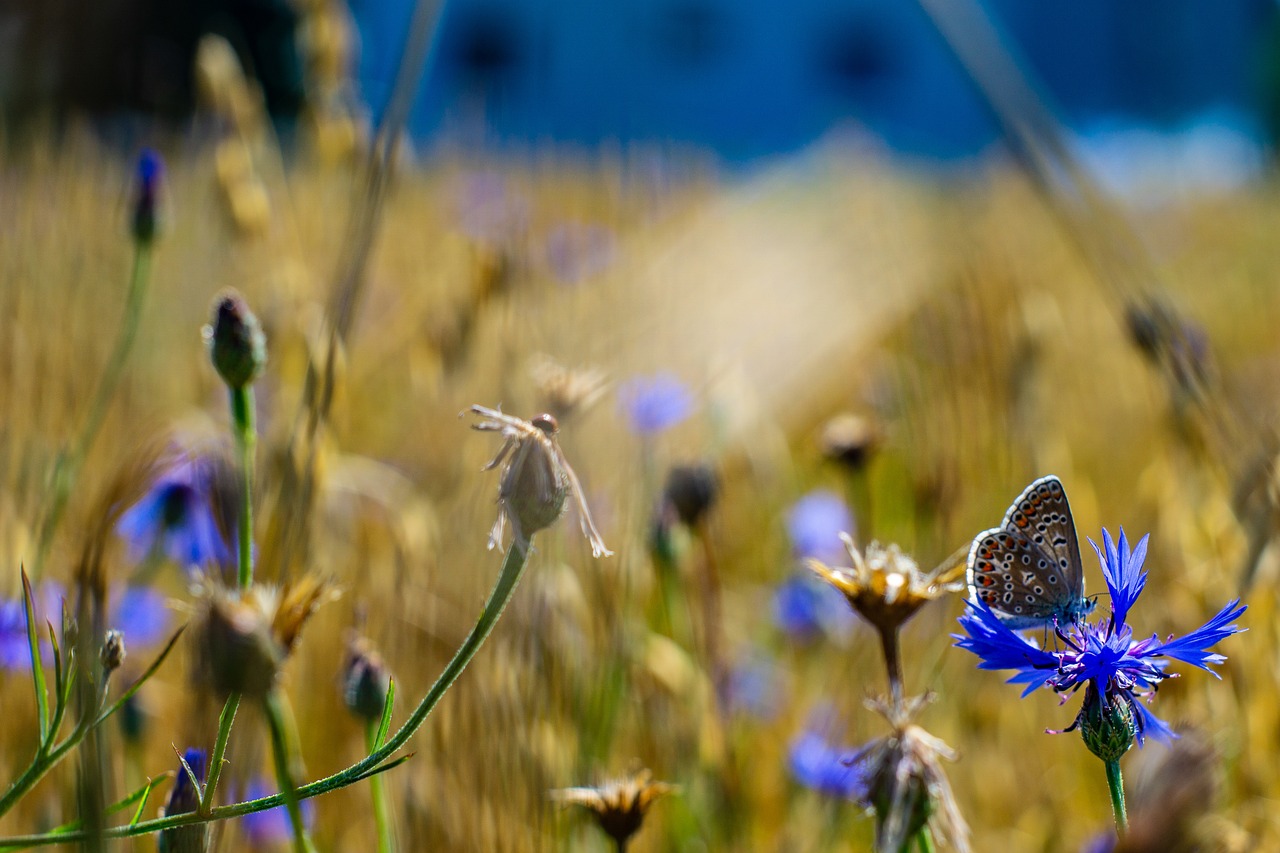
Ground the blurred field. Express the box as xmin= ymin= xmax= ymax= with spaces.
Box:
xmin=2 ymin=120 xmax=1280 ymax=853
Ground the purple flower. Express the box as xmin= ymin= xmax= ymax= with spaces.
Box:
xmin=786 ymin=490 xmax=855 ymax=564
xmin=452 ymin=171 xmax=529 ymax=244
xmin=0 ymin=583 xmax=62 ymax=671
xmin=956 ymin=528 xmax=1246 ymax=749
xmin=772 ymin=573 xmax=855 ymax=643
xmin=111 ymin=586 xmax=172 ymax=648
xmin=116 ymin=457 xmax=232 ymax=570
xmin=788 ymin=729 xmax=868 ymax=800
xmin=723 ymin=653 xmax=785 ymax=719
xmin=241 ymin=779 xmax=315 ymax=847
xmin=617 ymin=373 xmax=694 ymax=435
xmin=543 ymin=221 xmax=617 ymax=285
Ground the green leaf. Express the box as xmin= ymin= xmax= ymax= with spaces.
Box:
xmin=374 ymin=679 xmax=395 ymax=748
xmin=20 ymin=568 xmax=48 ymax=743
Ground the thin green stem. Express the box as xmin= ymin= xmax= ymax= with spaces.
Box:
xmin=200 ymin=694 xmax=240 ymax=815
xmin=33 ymin=243 xmax=152 ymax=581
xmin=914 ymin=827 xmax=935 ymax=853
xmin=366 ymin=719 xmax=394 ymax=853
xmin=1105 ymin=758 xmax=1128 ymax=836
xmin=230 ymin=386 xmax=256 ymax=589
xmin=0 ymin=538 xmax=535 ymax=847
xmin=264 ymin=691 xmax=314 ymax=853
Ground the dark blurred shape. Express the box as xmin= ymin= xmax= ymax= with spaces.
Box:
xmin=205 ymin=289 xmax=267 ymax=391
xmin=4 ymin=0 xmax=302 ymax=127
xmin=342 ymin=633 xmax=392 ymax=722
xmin=813 ymin=14 xmax=897 ymax=93
xmin=654 ymin=1 xmax=725 ymax=69
xmin=1123 ymin=294 xmax=1213 ymax=403
xmin=819 ymin=412 xmax=880 ymax=472
xmin=662 ymin=463 xmax=719 ymax=528
xmin=447 ymin=6 xmax=524 ymax=90
xmin=132 ymin=148 xmax=163 ymax=246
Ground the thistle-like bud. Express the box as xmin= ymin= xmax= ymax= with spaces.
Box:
xmin=342 ymin=634 xmax=392 ymax=722
xmin=100 ymin=629 xmax=126 ymax=674
xmin=662 ymin=463 xmax=719 ymax=528
xmin=820 ymin=413 xmax=880 ymax=471
xmin=195 ymin=587 xmax=282 ymax=700
xmin=551 ymin=767 xmax=675 ymax=849
xmin=132 ymin=149 xmax=163 ymax=245
xmin=1078 ymin=683 xmax=1137 ymax=764
xmin=159 ymin=748 xmax=209 ymax=853
xmin=204 ymin=291 xmax=267 ymax=390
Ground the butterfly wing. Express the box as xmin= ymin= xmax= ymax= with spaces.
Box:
xmin=967 ymin=476 xmax=1086 ymax=628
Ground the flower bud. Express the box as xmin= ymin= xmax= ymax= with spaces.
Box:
xmin=1078 ymin=683 xmax=1137 ymax=764
xmin=196 ymin=589 xmax=282 ymax=700
xmin=100 ymin=629 xmax=127 ymax=674
xmin=662 ymin=463 xmax=719 ymax=528
xmin=501 ymin=414 xmax=569 ymax=539
xmin=159 ymin=748 xmax=209 ymax=853
xmin=820 ymin=413 xmax=880 ymax=471
xmin=204 ymin=291 xmax=267 ymax=390
xmin=343 ymin=635 xmax=392 ymax=722
xmin=132 ymin=149 xmax=163 ymax=245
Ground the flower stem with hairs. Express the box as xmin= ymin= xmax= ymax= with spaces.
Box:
xmin=1105 ymin=759 xmax=1128 ymax=835
xmin=264 ymin=690 xmax=315 ymax=853
xmin=366 ymin=718 xmax=395 ymax=853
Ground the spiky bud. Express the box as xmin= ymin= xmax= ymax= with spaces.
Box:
xmin=100 ymin=629 xmax=127 ymax=674
xmin=204 ymin=291 xmax=266 ymax=390
xmin=1078 ymin=683 xmax=1137 ymax=764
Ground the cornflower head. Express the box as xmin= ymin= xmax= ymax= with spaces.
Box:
xmin=956 ymin=527 xmax=1245 ymax=826
xmin=616 ymin=373 xmax=694 ymax=435
xmin=159 ymin=748 xmax=209 ymax=853
xmin=787 ymin=490 xmax=855 ymax=564
xmin=810 ymin=534 xmax=964 ymax=699
xmin=469 ymin=405 xmax=611 ymax=557
xmin=116 ymin=455 xmax=234 ymax=572
xmin=551 ymin=767 xmax=675 ymax=852
xmin=132 ymin=148 xmax=163 ymax=245
xmin=771 ymin=572 xmax=855 ymax=644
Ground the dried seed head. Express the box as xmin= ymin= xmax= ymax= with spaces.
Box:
xmin=551 ymin=767 xmax=675 ymax=847
xmin=529 ymin=355 xmax=607 ymax=422
xmin=192 ymin=578 xmax=333 ymax=699
xmin=100 ymin=629 xmax=127 ymax=674
xmin=809 ymin=535 xmax=964 ymax=636
xmin=470 ymin=405 xmax=612 ymax=557
xmin=343 ymin=634 xmax=392 ymax=722
xmin=203 ymin=290 xmax=267 ymax=390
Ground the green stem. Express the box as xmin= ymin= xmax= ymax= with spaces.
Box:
xmin=1105 ymin=758 xmax=1128 ymax=836
xmin=0 ymin=538 xmax=535 ymax=847
xmin=200 ymin=694 xmax=240 ymax=814
xmin=366 ymin=720 xmax=394 ymax=853
xmin=32 ymin=242 xmax=152 ymax=581
xmin=230 ymin=386 xmax=256 ymax=589
xmin=914 ymin=827 xmax=935 ymax=853
xmin=264 ymin=691 xmax=314 ymax=853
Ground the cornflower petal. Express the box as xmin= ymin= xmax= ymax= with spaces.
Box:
xmin=954 ymin=603 xmax=1057 ymax=695
xmin=1089 ymin=527 xmax=1148 ymax=626
xmin=1147 ymin=599 xmax=1247 ymax=675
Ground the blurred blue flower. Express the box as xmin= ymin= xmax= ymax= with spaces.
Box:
xmin=0 ymin=583 xmax=62 ymax=671
xmin=788 ymin=729 xmax=867 ymax=800
xmin=772 ymin=572 xmax=855 ymax=643
xmin=723 ymin=653 xmax=785 ymax=719
xmin=116 ymin=458 xmax=232 ymax=570
xmin=544 ymin=221 xmax=617 ymax=285
xmin=955 ymin=528 xmax=1246 ymax=749
xmin=111 ymin=586 xmax=172 ymax=648
xmin=453 ymin=170 xmax=529 ymax=244
xmin=617 ymin=373 xmax=694 ymax=435
xmin=786 ymin=490 xmax=854 ymax=564
xmin=241 ymin=779 xmax=315 ymax=847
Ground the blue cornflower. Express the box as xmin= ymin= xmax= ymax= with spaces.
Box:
xmin=617 ymin=373 xmax=694 ymax=435
xmin=788 ymin=729 xmax=868 ymax=800
xmin=111 ymin=586 xmax=172 ymax=648
xmin=0 ymin=583 xmax=62 ymax=671
xmin=241 ymin=779 xmax=315 ymax=847
xmin=772 ymin=572 xmax=856 ymax=643
xmin=786 ymin=490 xmax=855 ymax=564
xmin=159 ymin=748 xmax=208 ymax=852
xmin=956 ymin=528 xmax=1246 ymax=751
xmin=723 ymin=653 xmax=784 ymax=719
xmin=117 ymin=457 xmax=232 ymax=570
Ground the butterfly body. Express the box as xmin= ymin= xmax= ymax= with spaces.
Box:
xmin=966 ymin=475 xmax=1096 ymax=629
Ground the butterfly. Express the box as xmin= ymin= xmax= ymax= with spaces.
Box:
xmin=966 ymin=475 xmax=1096 ymax=629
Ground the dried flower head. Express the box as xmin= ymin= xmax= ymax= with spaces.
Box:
xmin=551 ymin=767 xmax=675 ymax=849
xmin=193 ymin=578 xmax=334 ymax=699
xmin=820 ymin=412 xmax=880 ymax=471
xmin=469 ymin=405 xmax=611 ymax=557
xmin=857 ymin=695 xmax=970 ymax=853
xmin=810 ymin=534 xmax=965 ymax=636
xmin=530 ymin=354 xmax=607 ymax=421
